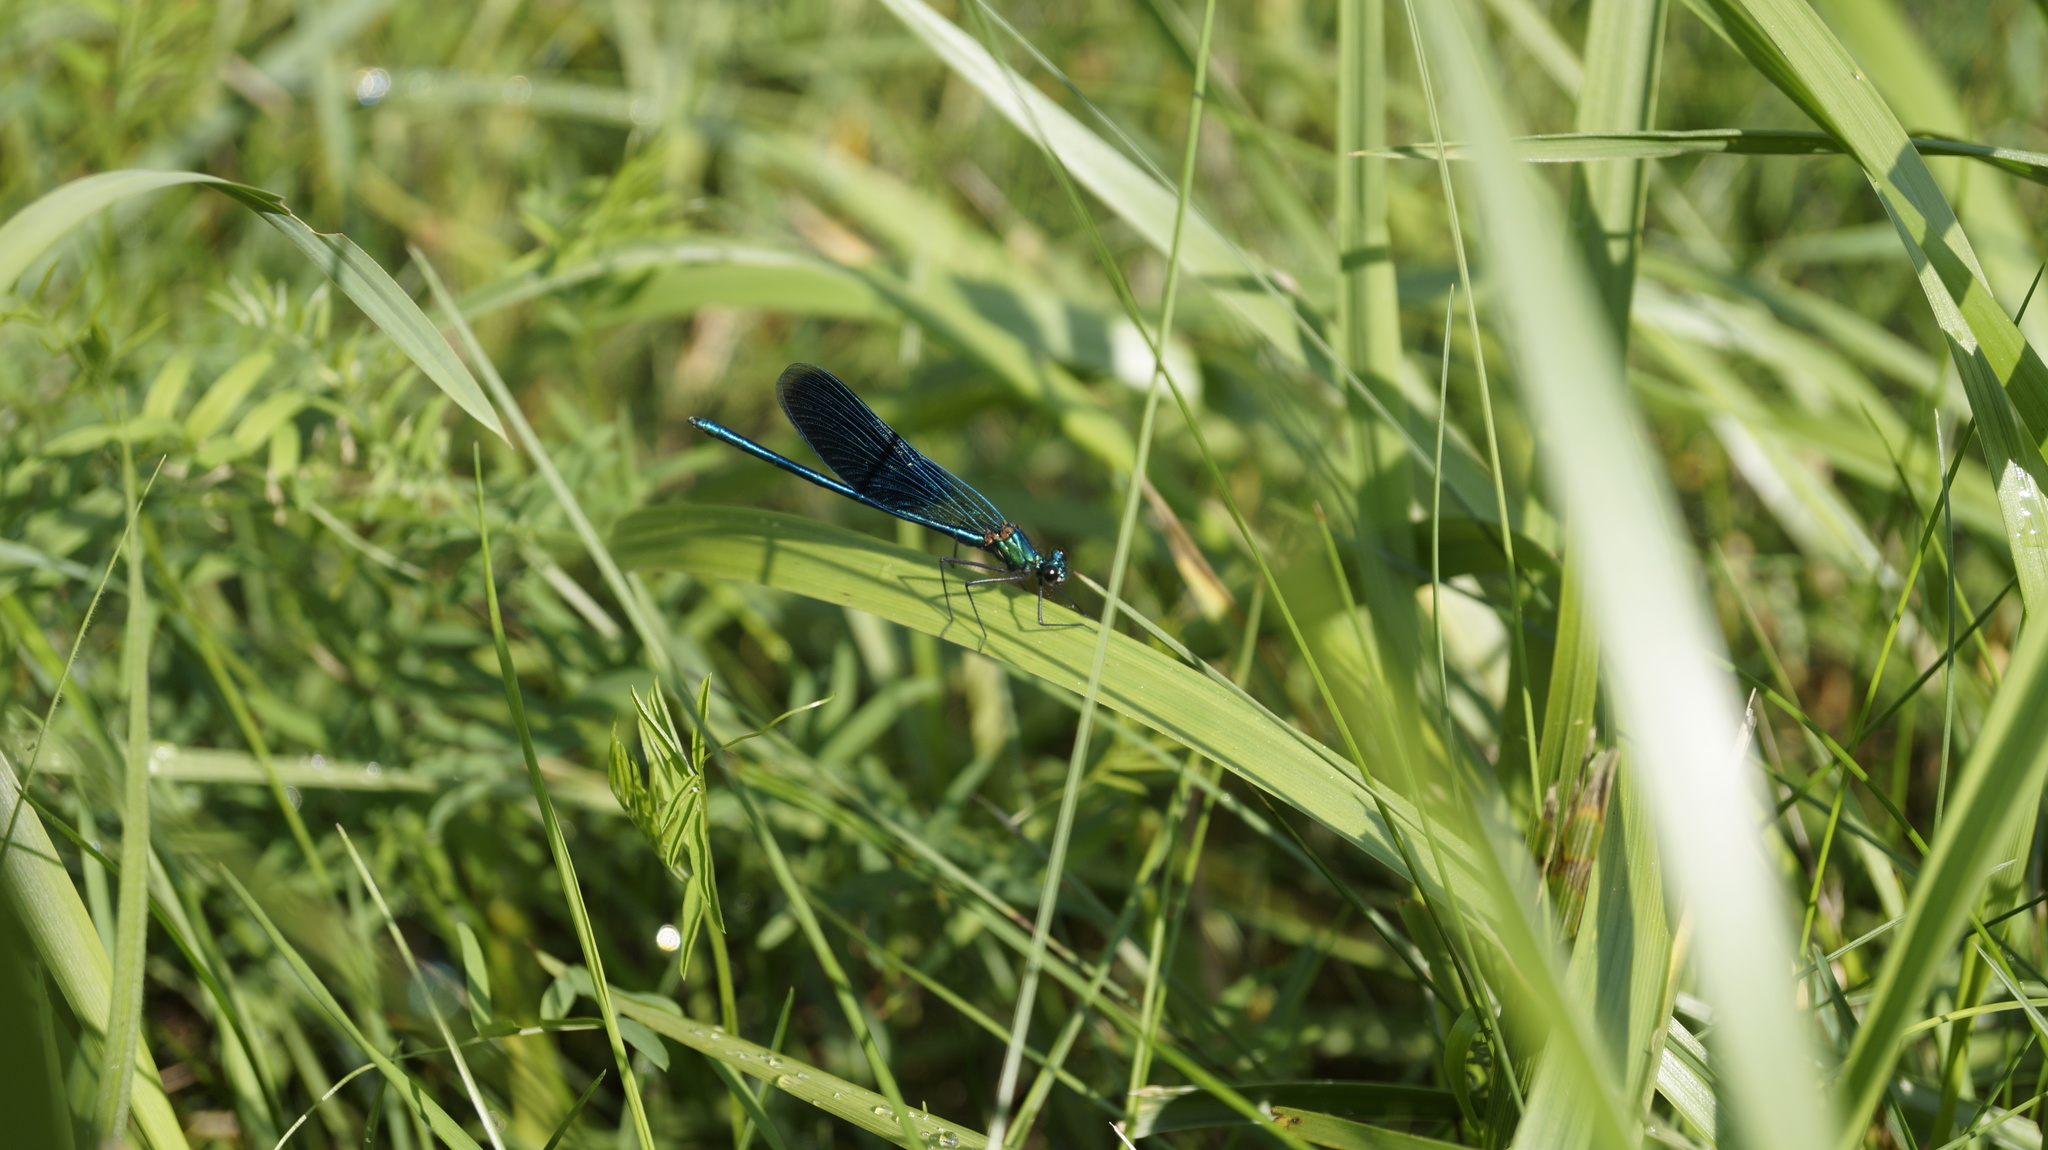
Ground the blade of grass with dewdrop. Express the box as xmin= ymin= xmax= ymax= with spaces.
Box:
xmin=535 ymin=950 xmax=988 ymax=1148
xmin=0 ymin=171 xmax=502 ymax=436
xmin=474 ymin=466 xmax=656 ymax=1150
xmin=93 ymin=437 xmax=156 ymax=1149
xmin=1413 ymin=3 xmax=1832 ymax=1149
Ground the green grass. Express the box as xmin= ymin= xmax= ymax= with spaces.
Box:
xmin=6 ymin=0 xmax=2048 ymax=1147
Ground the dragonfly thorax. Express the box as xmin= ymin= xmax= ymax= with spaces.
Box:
xmin=987 ymin=526 xmax=1066 ymax=587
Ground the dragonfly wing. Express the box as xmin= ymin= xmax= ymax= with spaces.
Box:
xmin=776 ymin=364 xmax=1008 ymax=538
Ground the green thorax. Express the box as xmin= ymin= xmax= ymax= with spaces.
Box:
xmin=989 ymin=527 xmax=1040 ymax=571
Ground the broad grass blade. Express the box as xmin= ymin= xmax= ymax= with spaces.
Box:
xmin=610 ymin=505 xmax=1492 ymax=913
xmin=1413 ymin=3 xmax=1830 ymax=1149
xmin=0 ymin=751 xmax=191 ymax=1150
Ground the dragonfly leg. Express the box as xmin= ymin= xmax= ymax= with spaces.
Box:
xmin=939 ymin=556 xmax=1010 ymax=649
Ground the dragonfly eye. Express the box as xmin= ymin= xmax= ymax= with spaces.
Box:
xmin=1043 ymin=550 xmax=1069 ymax=583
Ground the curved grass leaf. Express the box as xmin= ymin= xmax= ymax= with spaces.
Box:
xmin=609 ymin=504 xmax=1489 ymax=911
xmin=0 ymin=170 xmax=503 ymax=439
xmin=1700 ymin=0 xmax=2048 ymax=606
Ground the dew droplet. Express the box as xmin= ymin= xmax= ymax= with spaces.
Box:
xmin=765 ymin=1056 xmax=784 ymax=1068
xmin=873 ymin=1105 xmax=894 ymax=1117
xmin=936 ymin=1132 xmax=960 ymax=1147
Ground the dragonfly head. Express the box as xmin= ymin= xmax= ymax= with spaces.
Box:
xmin=1039 ymin=549 xmax=1069 ymax=586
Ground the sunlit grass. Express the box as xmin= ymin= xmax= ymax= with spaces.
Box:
xmin=4 ymin=0 xmax=2048 ymax=1147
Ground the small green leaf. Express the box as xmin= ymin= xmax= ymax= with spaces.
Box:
xmin=140 ymin=353 xmax=193 ymax=420
xmin=183 ymin=351 xmax=273 ymax=443
xmin=231 ymin=390 xmax=308 ymax=455
xmin=1441 ymin=1009 xmax=1481 ymax=1128
xmin=540 ymin=974 xmax=576 ymax=1021
xmin=455 ymin=921 xmax=492 ymax=1031
xmin=617 ymin=1017 xmax=670 ymax=1072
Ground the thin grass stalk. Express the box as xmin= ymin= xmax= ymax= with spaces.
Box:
xmin=0 ymin=500 xmax=136 ymax=873
xmin=143 ymin=854 xmax=283 ymax=1140
xmin=1939 ymin=415 xmax=1959 ymax=828
xmin=1124 ymin=595 xmax=1262 ymax=1117
xmin=979 ymin=0 xmax=1216 ymax=1139
xmin=218 ymin=868 xmax=487 ymax=1150
xmin=139 ymin=522 xmax=331 ymax=892
xmin=1397 ymin=0 xmax=1542 ymax=823
xmin=1850 ymin=422 xmax=1978 ymax=741
xmin=1007 ymin=817 xmax=1187 ymax=1145
xmin=1799 ymin=773 xmax=1849 ymax=955
xmin=1932 ymin=945 xmax=1988 ymax=1142
xmin=705 ymin=1059 xmax=790 ymax=1150
xmin=1425 ymin=289 xmax=1525 ymax=1114
xmin=810 ymin=901 xmax=1111 ymax=1110
xmin=733 ymin=991 xmax=796 ymax=1150
xmin=472 ymin=464 xmax=654 ymax=1150
xmin=93 ymin=433 xmax=155 ymax=1149
xmin=415 ymin=249 xmax=680 ymax=687
xmin=337 ymin=828 xmax=506 ymax=1150
xmin=1121 ymin=765 xmax=1195 ymax=1116
xmin=718 ymin=771 xmax=920 ymax=1148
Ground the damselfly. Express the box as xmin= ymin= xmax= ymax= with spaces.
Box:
xmin=689 ymin=364 xmax=1085 ymax=643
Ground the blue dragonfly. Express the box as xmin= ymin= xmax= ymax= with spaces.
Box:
xmin=689 ymin=364 xmax=1086 ymax=643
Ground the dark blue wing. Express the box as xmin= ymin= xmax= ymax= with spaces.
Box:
xmin=776 ymin=364 xmax=1009 ymax=539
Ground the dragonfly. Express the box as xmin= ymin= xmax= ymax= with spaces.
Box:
xmin=689 ymin=363 xmax=1085 ymax=643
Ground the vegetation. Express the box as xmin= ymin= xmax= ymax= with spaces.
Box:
xmin=6 ymin=0 xmax=2048 ymax=1147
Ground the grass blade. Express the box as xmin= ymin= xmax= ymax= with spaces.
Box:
xmin=1412 ymin=3 xmax=1830 ymax=1148
xmin=611 ymin=505 xmax=1488 ymax=910
xmin=474 ymin=463 xmax=655 ymax=1150
xmin=0 ymin=750 xmax=190 ymax=1150
xmin=92 ymin=437 xmax=155 ymax=1148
